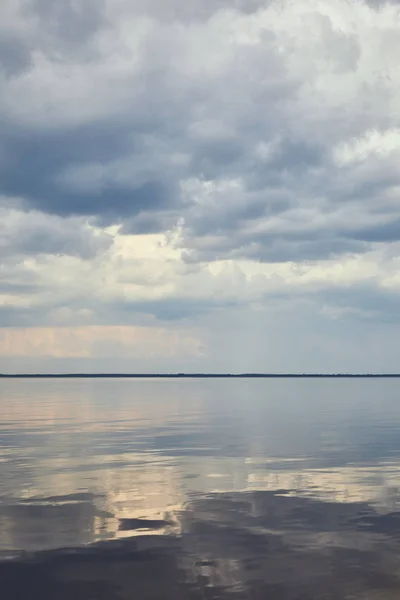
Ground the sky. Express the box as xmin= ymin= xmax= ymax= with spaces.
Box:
xmin=1 ymin=0 xmax=400 ymax=373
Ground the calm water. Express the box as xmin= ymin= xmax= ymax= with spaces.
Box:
xmin=1 ymin=378 xmax=400 ymax=598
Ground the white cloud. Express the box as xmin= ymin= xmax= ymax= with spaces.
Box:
xmin=333 ymin=129 xmax=400 ymax=165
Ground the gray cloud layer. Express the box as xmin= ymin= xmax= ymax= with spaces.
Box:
xmin=2 ymin=0 xmax=400 ymax=265
xmin=1 ymin=0 xmax=400 ymax=363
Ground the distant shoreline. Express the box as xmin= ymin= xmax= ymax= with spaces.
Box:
xmin=1 ymin=373 xmax=400 ymax=379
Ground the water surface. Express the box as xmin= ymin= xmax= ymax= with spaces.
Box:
xmin=1 ymin=378 xmax=400 ymax=598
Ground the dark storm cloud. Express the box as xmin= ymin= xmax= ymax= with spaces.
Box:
xmin=188 ymin=138 xmax=246 ymax=179
xmin=120 ymin=211 xmax=179 ymax=235
xmin=28 ymin=0 xmax=106 ymax=40
xmin=0 ymin=124 xmax=168 ymax=219
xmin=0 ymin=0 xmax=105 ymax=81
xmin=238 ymin=237 xmax=367 ymax=264
xmin=14 ymin=221 xmax=111 ymax=259
xmin=348 ymin=219 xmax=400 ymax=243
xmin=0 ymin=204 xmax=112 ymax=261
xmin=25 ymin=0 xmax=107 ymax=59
xmin=0 ymin=0 xmax=297 ymax=235
xmin=181 ymin=236 xmax=367 ymax=265
xmin=1 ymin=0 xmax=400 ymax=268
xmin=0 ymin=36 xmax=32 ymax=78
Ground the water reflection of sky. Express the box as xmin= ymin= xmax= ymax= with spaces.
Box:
xmin=1 ymin=378 xmax=400 ymax=557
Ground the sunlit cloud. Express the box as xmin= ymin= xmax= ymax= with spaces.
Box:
xmin=0 ymin=326 xmax=203 ymax=359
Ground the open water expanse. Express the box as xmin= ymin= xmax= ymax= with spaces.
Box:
xmin=2 ymin=377 xmax=400 ymax=599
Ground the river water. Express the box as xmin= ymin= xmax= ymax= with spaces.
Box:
xmin=1 ymin=377 xmax=400 ymax=598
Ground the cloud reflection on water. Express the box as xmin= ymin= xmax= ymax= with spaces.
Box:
xmin=1 ymin=378 xmax=400 ymax=597
xmin=2 ymin=490 xmax=400 ymax=599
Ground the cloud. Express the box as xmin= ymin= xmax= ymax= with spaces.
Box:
xmin=0 ymin=325 xmax=203 ymax=359
xmin=0 ymin=201 xmax=112 ymax=261
xmin=1 ymin=0 xmax=400 ymax=264
xmin=1 ymin=0 xmax=400 ymax=369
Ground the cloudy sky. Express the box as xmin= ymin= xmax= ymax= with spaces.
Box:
xmin=1 ymin=0 xmax=400 ymax=373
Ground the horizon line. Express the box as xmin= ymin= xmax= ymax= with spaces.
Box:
xmin=1 ymin=373 xmax=400 ymax=379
